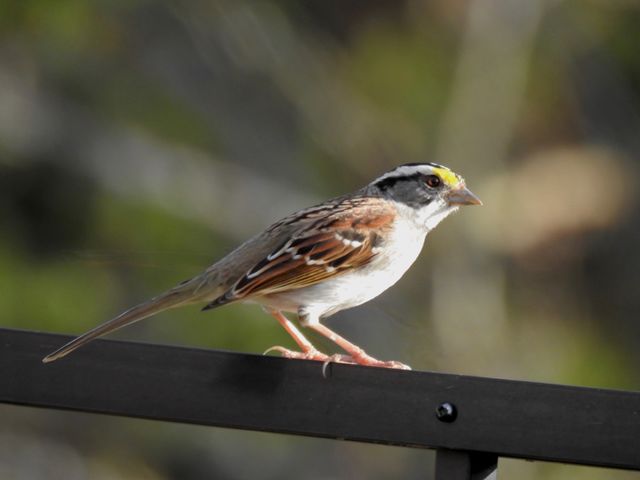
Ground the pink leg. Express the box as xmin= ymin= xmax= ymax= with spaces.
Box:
xmin=308 ymin=323 xmax=411 ymax=370
xmin=264 ymin=310 xmax=342 ymax=363
xmin=267 ymin=309 xmax=318 ymax=354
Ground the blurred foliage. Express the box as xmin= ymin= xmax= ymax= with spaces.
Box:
xmin=2 ymin=0 xmax=640 ymax=479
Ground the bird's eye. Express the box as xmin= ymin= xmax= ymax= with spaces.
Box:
xmin=425 ymin=175 xmax=442 ymax=188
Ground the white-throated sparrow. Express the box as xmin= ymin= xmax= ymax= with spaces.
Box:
xmin=43 ymin=163 xmax=481 ymax=369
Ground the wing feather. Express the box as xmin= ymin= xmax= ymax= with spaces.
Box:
xmin=204 ymin=199 xmax=396 ymax=308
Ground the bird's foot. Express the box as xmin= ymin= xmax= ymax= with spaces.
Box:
xmin=305 ymin=323 xmax=411 ymax=371
xmin=320 ymin=353 xmax=410 ymax=377
xmin=264 ymin=346 xmax=361 ymax=377
xmin=263 ymin=345 xmax=330 ymax=362
xmin=263 ymin=345 xmax=410 ymax=374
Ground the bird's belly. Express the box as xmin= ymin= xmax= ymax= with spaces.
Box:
xmin=262 ymin=224 xmax=426 ymax=318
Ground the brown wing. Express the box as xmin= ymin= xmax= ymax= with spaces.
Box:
xmin=203 ymin=199 xmax=395 ymax=308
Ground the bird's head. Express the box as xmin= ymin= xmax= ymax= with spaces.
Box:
xmin=368 ymin=163 xmax=482 ymax=230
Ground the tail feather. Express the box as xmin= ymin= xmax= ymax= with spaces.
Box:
xmin=42 ymin=277 xmax=215 ymax=363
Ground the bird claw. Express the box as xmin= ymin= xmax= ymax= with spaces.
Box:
xmin=262 ymin=345 xmax=291 ymax=356
xmin=349 ymin=353 xmax=412 ymax=371
xmin=379 ymin=360 xmax=412 ymax=370
xmin=321 ymin=354 xmax=359 ymax=378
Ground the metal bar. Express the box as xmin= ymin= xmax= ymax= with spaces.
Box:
xmin=435 ymin=450 xmax=497 ymax=480
xmin=1 ymin=328 xmax=640 ymax=471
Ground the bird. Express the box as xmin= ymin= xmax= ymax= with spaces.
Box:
xmin=42 ymin=163 xmax=481 ymax=369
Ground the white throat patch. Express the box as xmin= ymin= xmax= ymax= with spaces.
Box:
xmin=395 ymin=198 xmax=458 ymax=232
xmin=423 ymin=203 xmax=459 ymax=231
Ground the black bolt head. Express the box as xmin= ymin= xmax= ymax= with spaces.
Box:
xmin=435 ymin=402 xmax=458 ymax=423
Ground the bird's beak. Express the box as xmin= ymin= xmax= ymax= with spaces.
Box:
xmin=446 ymin=185 xmax=483 ymax=206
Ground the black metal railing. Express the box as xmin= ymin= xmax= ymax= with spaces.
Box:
xmin=2 ymin=327 xmax=639 ymax=479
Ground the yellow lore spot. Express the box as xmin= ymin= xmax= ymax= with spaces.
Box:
xmin=432 ymin=167 xmax=462 ymax=187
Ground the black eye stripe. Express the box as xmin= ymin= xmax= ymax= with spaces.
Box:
xmin=373 ymin=173 xmax=423 ymax=191
xmin=374 ymin=172 xmax=446 ymax=191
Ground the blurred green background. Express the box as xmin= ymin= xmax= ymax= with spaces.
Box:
xmin=2 ymin=1 xmax=640 ymax=479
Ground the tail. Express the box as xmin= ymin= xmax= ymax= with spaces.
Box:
xmin=42 ymin=275 xmax=217 ymax=363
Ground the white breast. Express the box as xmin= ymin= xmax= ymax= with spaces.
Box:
xmin=323 ymin=217 xmax=427 ymax=312
xmin=263 ymin=214 xmax=427 ymax=320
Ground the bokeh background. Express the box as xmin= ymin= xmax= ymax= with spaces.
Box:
xmin=2 ymin=0 xmax=640 ymax=479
